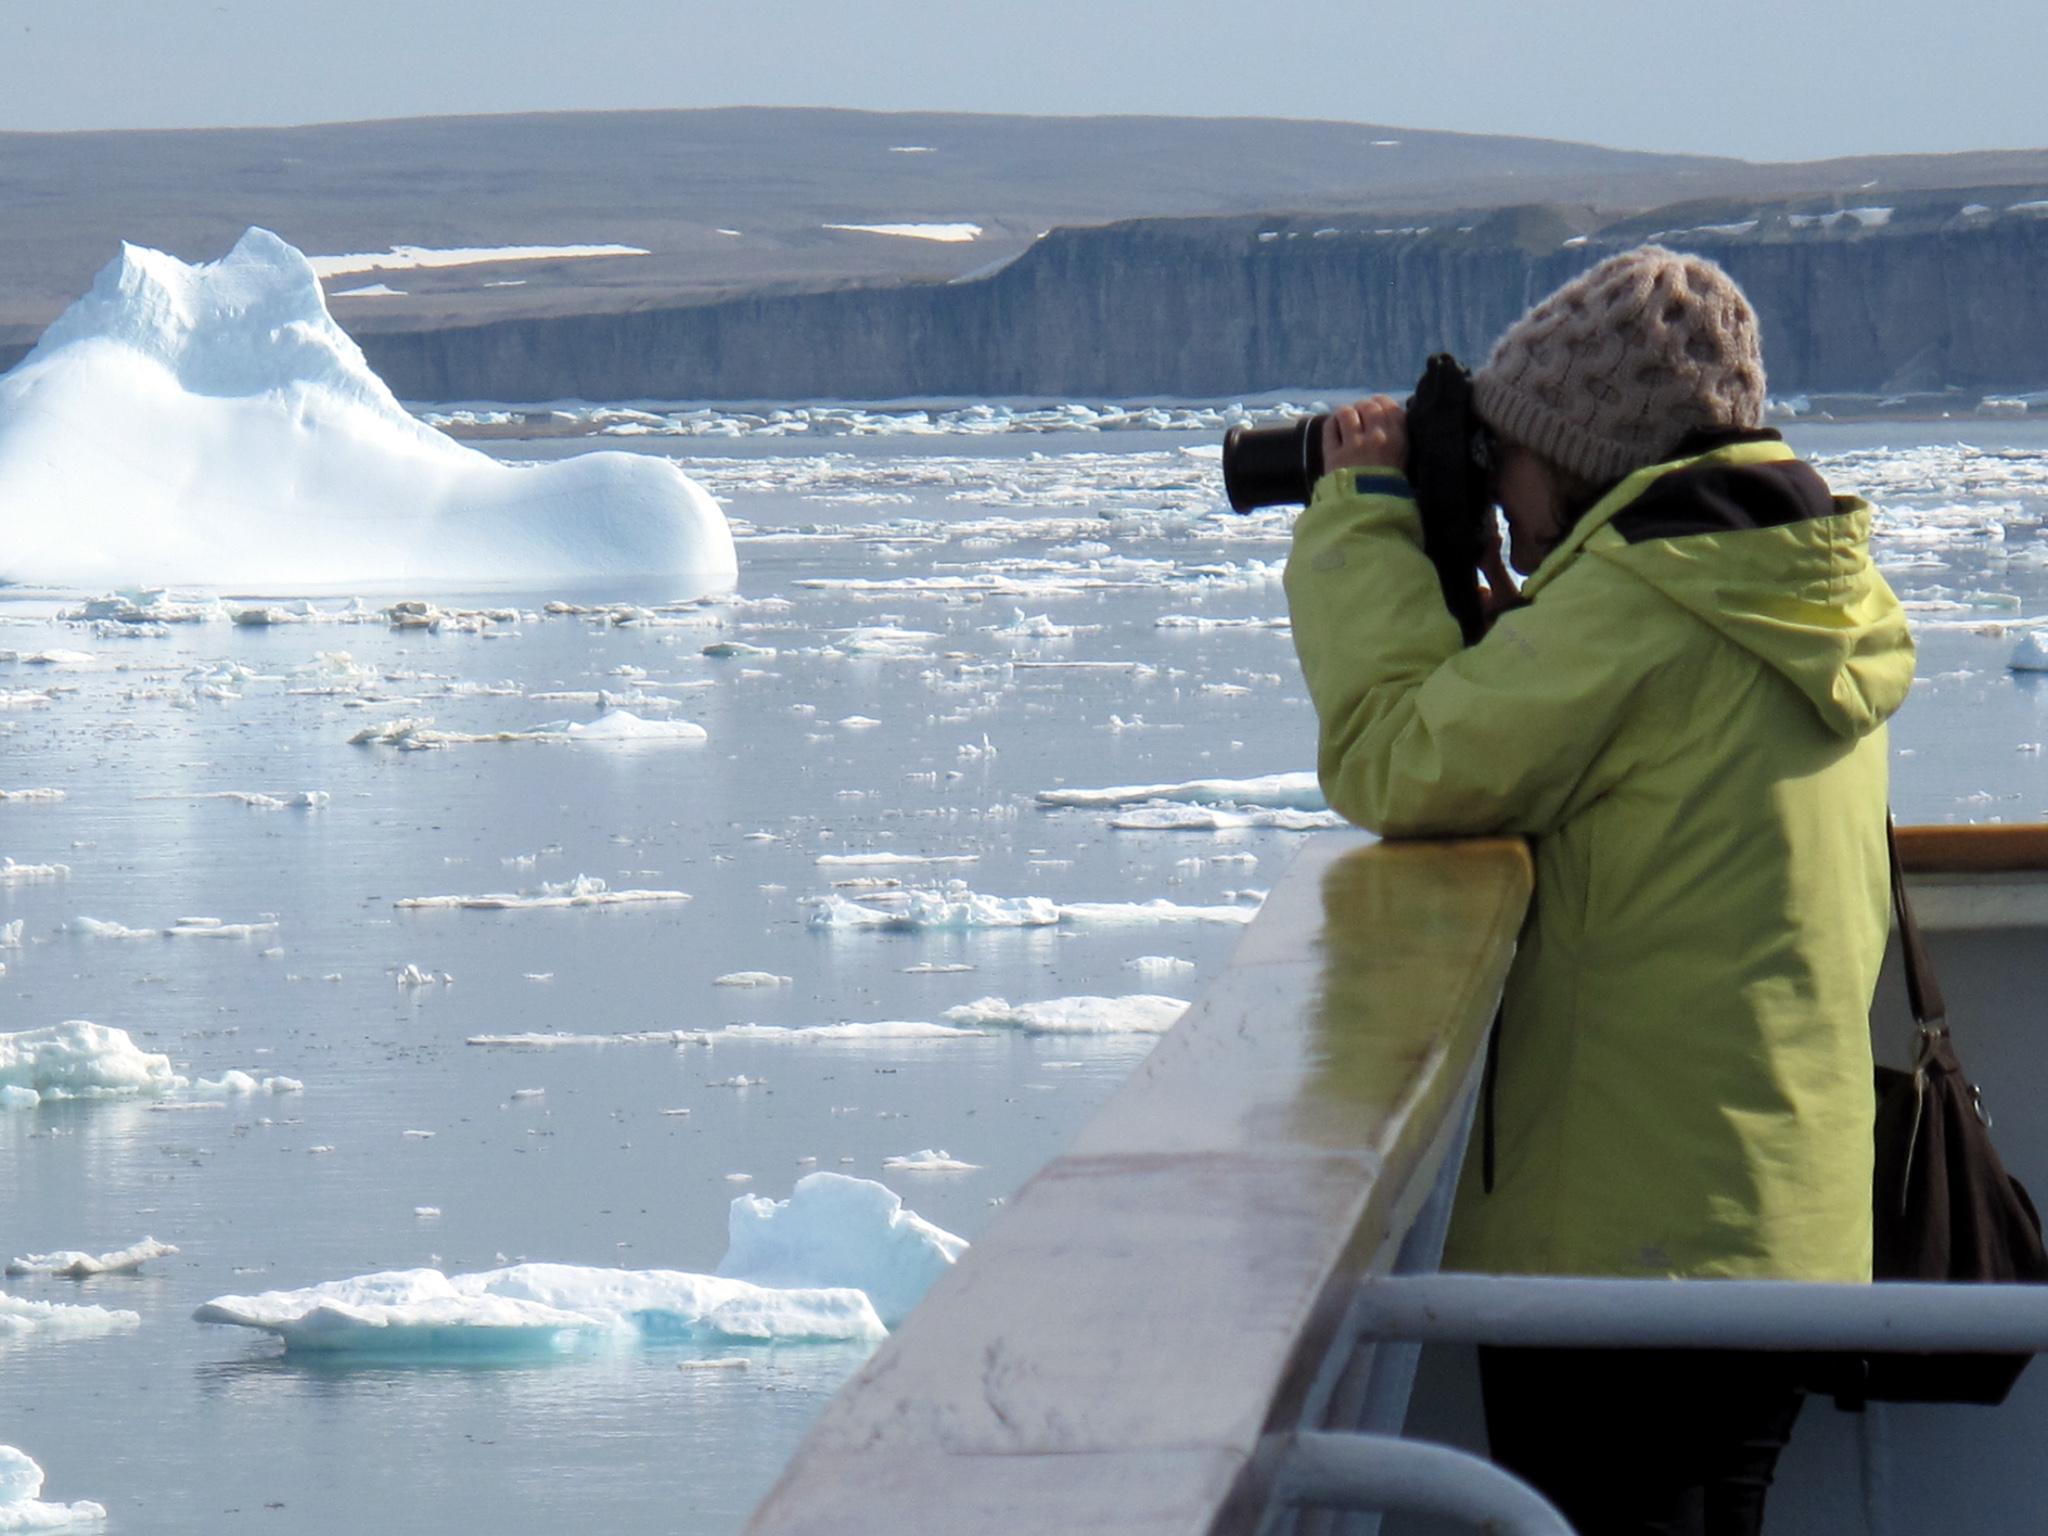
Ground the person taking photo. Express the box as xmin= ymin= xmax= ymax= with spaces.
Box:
xmin=1284 ymin=245 xmax=1916 ymax=1536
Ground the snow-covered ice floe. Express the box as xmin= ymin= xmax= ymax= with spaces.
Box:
xmin=882 ymin=1149 xmax=982 ymax=1172
xmin=0 ymin=228 xmax=734 ymax=588
xmin=71 ymin=915 xmax=279 ymax=941
xmin=709 ymin=1021 xmax=985 ymax=1044
xmin=806 ymin=886 xmax=1258 ymax=930
xmin=396 ymin=875 xmax=690 ymax=911
xmin=194 ymin=1174 xmax=963 ymax=1353
xmin=6 ymin=1238 xmax=177 ymax=1278
xmin=0 ymin=1295 xmax=140 ymax=1346
xmin=2013 ymin=631 xmax=2048 ymax=672
xmin=0 ymin=1021 xmax=297 ymax=1108
xmin=465 ymin=1030 xmax=701 ymax=1049
xmin=1108 ymin=805 xmax=1345 ymax=832
xmin=350 ymin=708 xmax=705 ymax=750
xmin=943 ymin=995 xmax=1190 ymax=1034
xmin=0 ymin=1447 xmax=105 ymax=1530
xmin=1035 ymin=771 xmax=1323 ymax=811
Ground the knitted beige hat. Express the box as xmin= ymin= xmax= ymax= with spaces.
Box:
xmin=1472 ymin=245 xmax=1767 ymax=484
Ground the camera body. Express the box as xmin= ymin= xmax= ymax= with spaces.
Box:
xmin=1222 ymin=354 xmax=1496 ymax=644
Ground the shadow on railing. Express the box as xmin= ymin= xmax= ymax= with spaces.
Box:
xmin=743 ymin=831 xmax=1533 ymax=1536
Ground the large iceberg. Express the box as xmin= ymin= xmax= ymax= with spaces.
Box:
xmin=195 ymin=1173 xmax=965 ymax=1354
xmin=0 ymin=228 xmax=735 ymax=589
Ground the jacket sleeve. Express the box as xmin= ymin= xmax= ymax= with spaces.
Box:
xmin=1283 ymin=470 xmax=1664 ymax=838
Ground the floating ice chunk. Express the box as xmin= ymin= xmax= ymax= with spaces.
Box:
xmin=0 ymin=789 xmax=64 ymax=803
xmin=901 ymin=962 xmax=976 ymax=975
xmin=702 ymin=640 xmax=776 ymax=659
xmin=718 ymin=1172 xmax=966 ymax=1327
xmin=710 ymin=1022 xmax=984 ymax=1043
xmin=165 ymin=916 xmax=278 ymax=939
xmin=0 ymin=1446 xmax=107 ymax=1529
xmin=830 ymin=626 xmax=940 ymax=659
xmin=1036 ymin=771 xmax=1323 ymax=810
xmin=188 ymin=1071 xmax=303 ymax=1098
xmin=0 ymin=860 xmax=67 ymax=884
xmin=0 ymin=229 xmax=733 ymax=587
xmin=352 ymin=708 xmax=704 ymax=749
xmin=61 ymin=589 xmax=219 ymax=625
xmin=713 ymin=971 xmax=793 ymax=988
xmin=810 ymin=884 xmax=1253 ymax=930
xmin=195 ymin=1175 xmax=963 ymax=1352
xmin=194 ymin=1264 xmax=882 ymax=1352
xmin=531 ymin=709 xmax=708 ymax=743
xmin=142 ymin=789 xmax=330 ymax=810
xmin=806 ymin=890 xmax=1061 ymax=930
xmin=69 ymin=917 xmax=161 ymax=940
xmin=2011 ymin=632 xmax=2048 ymax=672
xmin=0 ymin=1022 xmax=179 ymax=1103
xmin=1109 ymin=805 xmax=1346 ymax=832
xmin=945 ymin=995 xmax=1190 ymax=1034
xmin=0 ymin=1294 xmax=140 ymax=1343
xmin=394 ymin=964 xmax=451 ymax=987
xmin=465 ymin=1031 xmax=702 ymax=1048
xmin=882 ymin=1149 xmax=982 ymax=1172
xmin=991 ymin=610 xmax=1081 ymax=639
xmin=7 ymin=1237 xmax=177 ymax=1278
xmin=1153 ymin=614 xmax=1290 ymax=631
xmin=1126 ymin=955 xmax=1197 ymax=978
xmin=396 ymin=875 xmax=690 ymax=911
xmin=1064 ymin=898 xmax=1257 ymax=926
xmin=814 ymin=852 xmax=978 ymax=868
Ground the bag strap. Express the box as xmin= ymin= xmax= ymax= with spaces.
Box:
xmin=1887 ymin=812 xmax=1947 ymax=1029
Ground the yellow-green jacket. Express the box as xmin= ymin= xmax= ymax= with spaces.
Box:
xmin=1284 ymin=436 xmax=1914 ymax=1281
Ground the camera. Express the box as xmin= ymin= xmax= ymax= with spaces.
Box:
xmin=1221 ymin=354 xmax=1497 ymax=643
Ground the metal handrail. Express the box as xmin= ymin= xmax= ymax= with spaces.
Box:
xmin=1280 ymin=1432 xmax=1573 ymax=1536
xmin=1351 ymin=1272 xmax=2048 ymax=1353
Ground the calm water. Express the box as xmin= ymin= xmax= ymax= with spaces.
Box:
xmin=2 ymin=419 xmax=2046 ymax=1532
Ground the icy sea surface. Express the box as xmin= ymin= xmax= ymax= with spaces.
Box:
xmin=2 ymin=420 xmax=2046 ymax=1534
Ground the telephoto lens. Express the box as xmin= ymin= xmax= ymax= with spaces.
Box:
xmin=1221 ymin=413 xmax=1329 ymax=513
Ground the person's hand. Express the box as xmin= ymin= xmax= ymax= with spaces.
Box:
xmin=1321 ymin=396 xmax=1408 ymax=474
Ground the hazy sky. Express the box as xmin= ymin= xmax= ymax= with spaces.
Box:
xmin=5 ymin=0 xmax=2043 ymax=162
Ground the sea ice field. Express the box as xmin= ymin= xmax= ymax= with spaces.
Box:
xmin=3 ymin=383 xmax=2048 ymax=1530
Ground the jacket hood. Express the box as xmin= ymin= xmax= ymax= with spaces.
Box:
xmin=1523 ymin=438 xmax=1915 ymax=738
